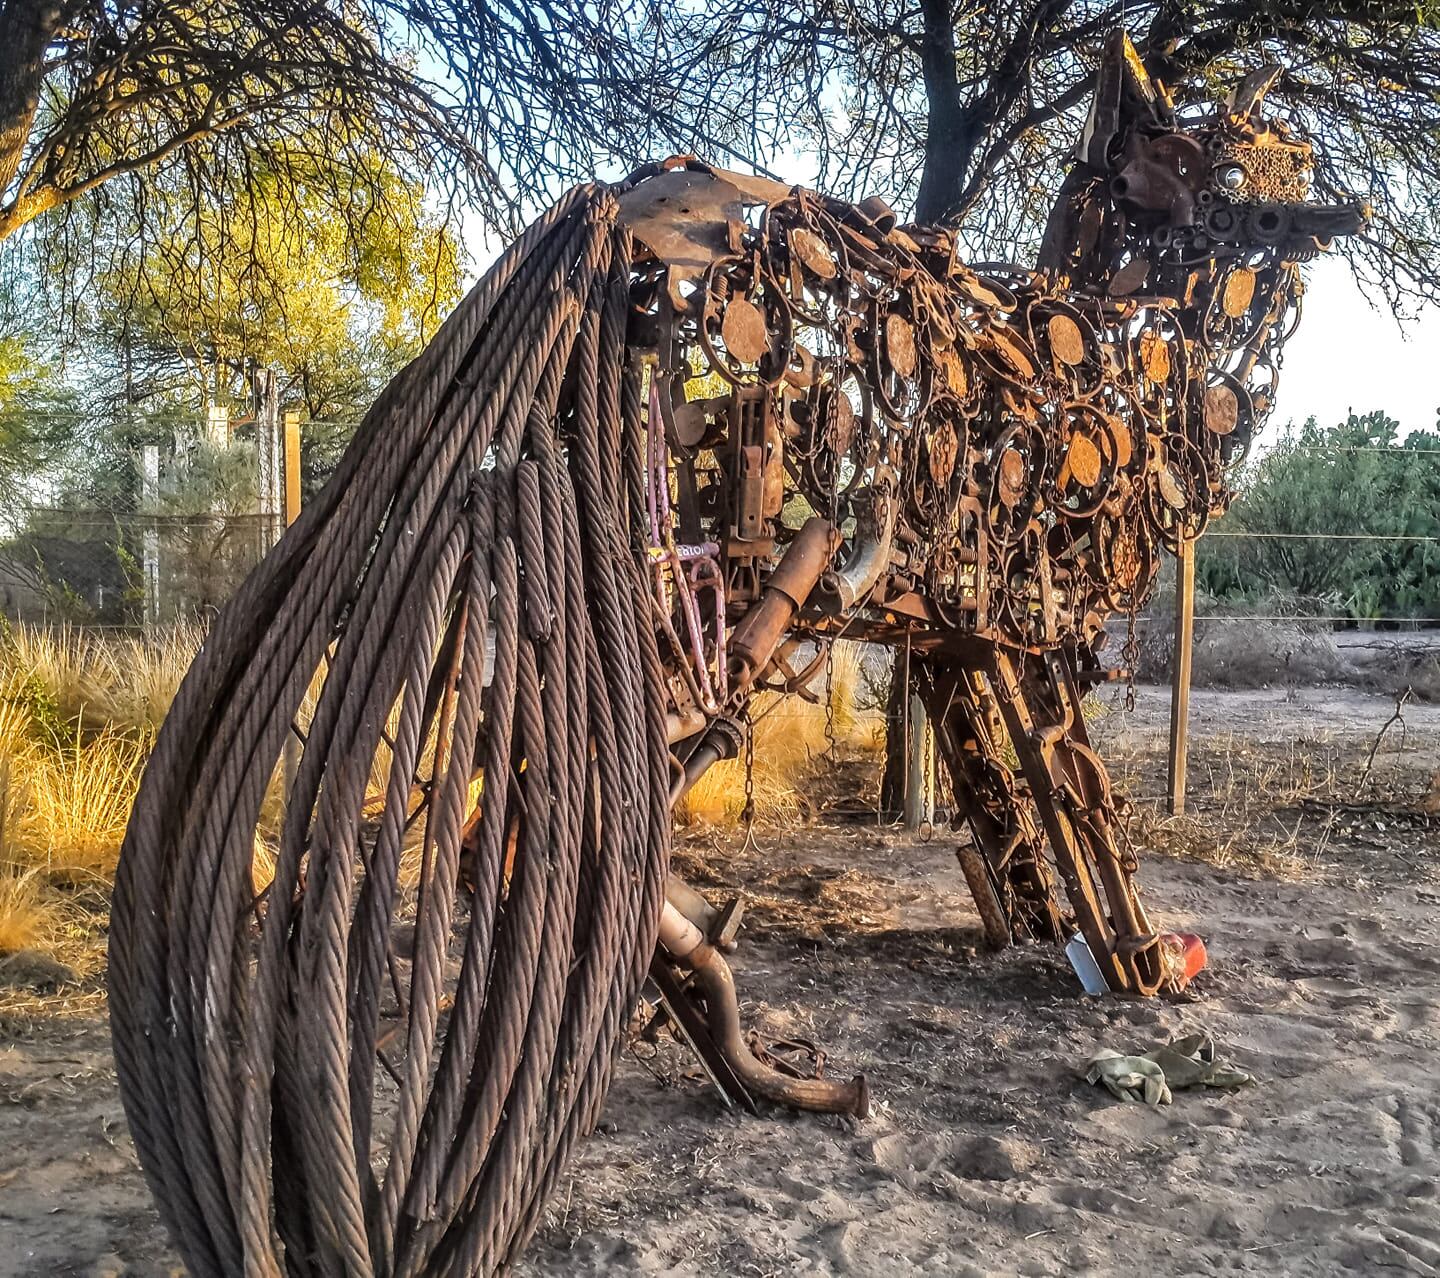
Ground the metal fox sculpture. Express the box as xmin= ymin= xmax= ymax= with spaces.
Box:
xmin=110 ymin=32 xmax=1365 ymax=1277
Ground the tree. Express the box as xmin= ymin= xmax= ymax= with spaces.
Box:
xmin=8 ymin=5 xmax=1436 ymax=286
xmin=618 ymin=2 xmax=1440 ymax=306
xmin=65 ymin=140 xmax=461 ymax=418
xmin=1198 ymin=412 xmax=1440 ymax=619
xmin=0 ymin=320 xmax=78 ymax=520
xmin=0 ymin=1 xmax=484 ymax=242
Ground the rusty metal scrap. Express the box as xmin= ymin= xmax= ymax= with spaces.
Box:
xmin=110 ymin=31 xmax=1365 ymax=1278
xmin=639 ymin=39 xmax=1363 ymax=1004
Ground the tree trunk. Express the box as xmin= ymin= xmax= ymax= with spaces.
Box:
xmin=913 ymin=0 xmax=973 ymax=224
xmin=0 ymin=0 xmax=65 ymax=221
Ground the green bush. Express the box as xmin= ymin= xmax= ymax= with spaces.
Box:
xmin=1197 ymin=411 xmax=1440 ymax=621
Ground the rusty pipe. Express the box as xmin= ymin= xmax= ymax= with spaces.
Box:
xmin=657 ymin=902 xmax=870 ymax=1118
xmin=669 ymin=715 xmax=744 ymax=808
xmin=666 ymin=704 xmax=707 ymax=745
xmin=727 ymin=516 xmax=840 ymax=691
xmin=818 ymin=488 xmax=896 ymax=611
xmin=665 ymin=876 xmax=720 ymax=936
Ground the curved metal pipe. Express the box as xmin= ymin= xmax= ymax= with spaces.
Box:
xmin=657 ymin=903 xmax=870 ymax=1118
xmin=818 ymin=488 xmax=896 ymax=611
xmin=727 ymin=517 xmax=840 ymax=691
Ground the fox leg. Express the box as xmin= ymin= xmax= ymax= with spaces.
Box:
xmin=917 ymin=659 xmax=1068 ymax=947
xmin=987 ymin=646 xmax=1166 ymax=995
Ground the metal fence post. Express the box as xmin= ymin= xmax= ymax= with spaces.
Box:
xmin=140 ymin=444 xmax=161 ymax=630
xmin=253 ymin=369 xmax=283 ymax=549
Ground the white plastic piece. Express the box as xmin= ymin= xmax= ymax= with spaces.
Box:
xmin=1066 ymin=931 xmax=1111 ymax=995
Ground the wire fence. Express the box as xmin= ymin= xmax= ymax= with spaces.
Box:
xmin=7 ymin=422 xmax=1440 ymax=633
xmin=0 ymin=505 xmax=277 ymax=630
xmin=0 ymin=406 xmax=301 ymax=631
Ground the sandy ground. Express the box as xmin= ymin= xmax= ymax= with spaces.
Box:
xmin=4 ymin=684 xmax=1440 ymax=1276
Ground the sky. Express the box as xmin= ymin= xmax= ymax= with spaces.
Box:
xmin=1268 ymin=254 xmax=1439 ymax=438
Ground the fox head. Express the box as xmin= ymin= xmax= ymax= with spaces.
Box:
xmin=1041 ymin=31 xmax=1368 ymax=292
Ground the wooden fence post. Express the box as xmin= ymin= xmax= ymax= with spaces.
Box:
xmin=283 ymin=410 xmax=302 ymax=527
xmin=1167 ymin=538 xmax=1196 ymax=816
xmin=280 ymin=408 xmax=303 ymax=793
xmin=903 ymin=694 xmax=935 ymax=830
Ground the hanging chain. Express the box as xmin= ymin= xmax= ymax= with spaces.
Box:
xmin=1122 ymin=608 xmax=1140 ymax=713
xmin=823 ymin=357 xmax=843 ymax=763
xmin=823 ymin=642 xmax=837 ymax=761
xmin=740 ymin=706 xmax=759 ymax=853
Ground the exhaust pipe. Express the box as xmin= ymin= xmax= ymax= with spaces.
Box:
xmin=657 ymin=902 xmax=870 ymax=1118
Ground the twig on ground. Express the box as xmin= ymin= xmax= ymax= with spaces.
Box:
xmin=1359 ymin=687 xmax=1413 ymax=792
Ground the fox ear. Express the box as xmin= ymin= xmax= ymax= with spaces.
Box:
xmin=1226 ymin=65 xmax=1282 ymax=125
xmin=1078 ymin=31 xmax=1167 ymax=170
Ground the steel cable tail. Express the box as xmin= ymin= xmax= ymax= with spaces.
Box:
xmin=109 ymin=187 xmax=671 ymax=1278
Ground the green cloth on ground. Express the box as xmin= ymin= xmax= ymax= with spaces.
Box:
xmin=1084 ymin=1033 xmax=1254 ymax=1106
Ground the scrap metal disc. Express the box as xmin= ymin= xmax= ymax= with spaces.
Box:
xmin=1222 ymin=267 xmax=1257 ymax=318
xmin=722 ymin=297 xmax=770 ymax=363
xmin=1048 ymin=314 xmax=1086 ymax=367
xmin=990 ymin=328 xmax=1035 ymax=379
xmin=1066 ymin=432 xmax=1102 ymax=488
xmin=929 ymin=420 xmax=960 ymax=486
xmin=790 ymin=227 xmax=838 ymax=279
xmin=1156 ymin=460 xmax=1187 ymax=509
xmin=1139 ymin=331 xmax=1171 ymax=384
xmin=1110 ymin=258 xmax=1150 ymax=295
xmin=999 ymin=447 xmax=1028 ymax=508
xmin=1106 ymin=415 xmax=1133 ymax=469
xmin=1204 ymin=384 xmax=1239 ymax=435
xmin=886 ymin=313 xmax=918 ymax=377
xmin=939 ymin=348 xmax=969 ymax=398
xmin=1077 ymin=202 xmax=1104 ymax=255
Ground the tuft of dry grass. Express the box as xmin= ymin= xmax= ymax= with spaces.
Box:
xmin=0 ymin=624 xmax=205 ymax=994
xmin=18 ymin=732 xmax=146 ymax=886
xmin=3 ymin=622 xmax=203 ymax=743
xmin=0 ymin=868 xmax=45 ymax=954
xmin=1105 ymin=728 xmax=1364 ymax=880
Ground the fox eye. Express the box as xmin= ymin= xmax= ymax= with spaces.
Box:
xmin=1214 ymin=162 xmax=1248 ymax=191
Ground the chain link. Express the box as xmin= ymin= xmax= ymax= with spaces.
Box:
xmin=1122 ymin=608 xmax=1139 ymax=712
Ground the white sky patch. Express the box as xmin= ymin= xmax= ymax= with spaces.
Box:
xmin=1271 ymin=254 xmax=1440 ymax=436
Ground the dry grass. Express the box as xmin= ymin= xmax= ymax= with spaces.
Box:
xmin=0 ymin=622 xmax=463 ymax=996
xmin=0 ymin=624 xmax=204 ymax=1006
xmin=4 ymin=622 xmax=203 ymax=743
xmin=677 ymin=642 xmax=883 ymax=827
xmin=1106 ymin=729 xmax=1361 ymax=880
xmin=18 ymin=732 xmax=146 ymax=886
xmin=0 ymin=868 xmax=45 ymax=954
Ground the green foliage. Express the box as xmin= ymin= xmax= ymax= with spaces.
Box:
xmin=1197 ymin=412 xmax=1440 ymax=620
xmin=149 ymin=440 xmax=258 ymax=519
xmin=59 ymin=141 xmax=462 ymax=421
xmin=142 ymin=440 xmax=264 ymax=620
xmin=1 ymin=140 xmax=463 ymax=519
xmin=0 ymin=326 xmax=79 ymax=520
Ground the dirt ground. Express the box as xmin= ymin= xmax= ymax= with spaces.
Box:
xmin=5 ymin=684 xmax=1440 ymax=1276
